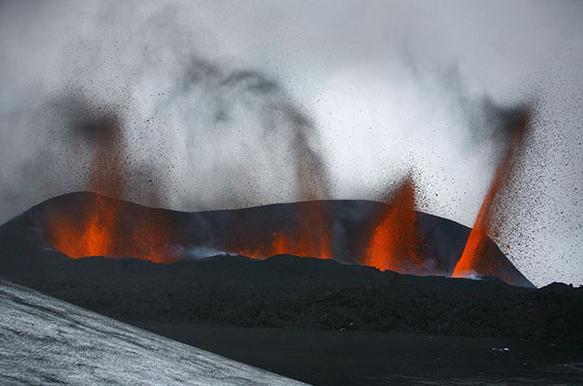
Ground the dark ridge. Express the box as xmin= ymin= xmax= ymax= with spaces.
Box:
xmin=1 ymin=190 xmax=533 ymax=287
xmin=1 ymin=253 xmax=582 ymax=344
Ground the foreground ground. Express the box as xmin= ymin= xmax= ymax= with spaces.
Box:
xmin=6 ymin=254 xmax=583 ymax=384
xmin=0 ymin=280 xmax=305 ymax=385
xmin=2 ymin=275 xmax=581 ymax=385
xmin=132 ymin=322 xmax=583 ymax=385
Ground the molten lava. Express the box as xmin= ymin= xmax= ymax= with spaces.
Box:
xmin=274 ymin=201 xmax=332 ymax=258
xmin=48 ymin=194 xmax=118 ymax=259
xmin=45 ymin=105 xmax=529 ymax=283
xmin=46 ymin=113 xmax=176 ymax=263
xmin=362 ymin=175 xmax=420 ymax=272
xmin=452 ymin=115 xmax=529 ymax=279
xmin=232 ymin=201 xmax=333 ymax=260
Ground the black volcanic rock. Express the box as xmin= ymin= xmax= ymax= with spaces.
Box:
xmin=1 ymin=252 xmax=582 ymax=343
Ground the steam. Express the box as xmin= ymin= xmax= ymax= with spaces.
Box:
xmin=160 ymin=62 xmax=331 ymax=204
xmin=0 ymin=2 xmax=330 ymax=214
xmin=178 ymin=246 xmax=236 ymax=260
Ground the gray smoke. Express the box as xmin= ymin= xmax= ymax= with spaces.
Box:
xmin=0 ymin=1 xmax=330 ymax=216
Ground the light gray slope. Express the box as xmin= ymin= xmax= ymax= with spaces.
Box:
xmin=0 ymin=280 xmax=307 ymax=385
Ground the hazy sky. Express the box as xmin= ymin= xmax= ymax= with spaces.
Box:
xmin=0 ymin=0 xmax=582 ymax=286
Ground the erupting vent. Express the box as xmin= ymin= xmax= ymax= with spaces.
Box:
xmin=363 ymin=176 xmax=420 ymax=272
xmin=235 ymin=201 xmax=333 ymax=260
xmin=453 ymin=115 xmax=529 ymax=280
xmin=40 ymin=108 xmax=532 ymax=287
xmin=46 ymin=194 xmax=177 ymax=264
xmin=44 ymin=114 xmax=177 ymax=264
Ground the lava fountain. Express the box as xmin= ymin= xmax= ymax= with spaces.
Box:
xmin=43 ymin=106 xmax=531 ymax=287
xmin=361 ymin=175 xmax=421 ymax=272
xmin=45 ymin=113 xmax=177 ymax=263
xmin=452 ymin=113 xmax=530 ymax=279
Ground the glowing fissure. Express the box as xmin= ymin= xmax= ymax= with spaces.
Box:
xmin=232 ymin=201 xmax=333 ymax=260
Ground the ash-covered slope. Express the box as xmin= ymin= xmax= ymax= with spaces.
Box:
xmin=0 ymin=191 xmax=532 ymax=287
xmin=0 ymin=280 xmax=306 ymax=385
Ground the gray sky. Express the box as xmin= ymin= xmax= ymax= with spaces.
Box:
xmin=0 ymin=0 xmax=582 ymax=286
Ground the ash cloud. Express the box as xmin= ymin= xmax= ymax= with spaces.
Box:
xmin=0 ymin=1 xmax=331 ymax=216
xmin=58 ymin=99 xmax=122 ymax=148
xmin=440 ymin=68 xmax=532 ymax=153
xmin=168 ymin=61 xmax=331 ymax=204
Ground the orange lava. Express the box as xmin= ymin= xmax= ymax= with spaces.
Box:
xmin=236 ymin=201 xmax=333 ymax=260
xmin=275 ymin=201 xmax=332 ymax=258
xmin=452 ymin=116 xmax=529 ymax=278
xmin=46 ymin=114 xmax=176 ymax=263
xmin=362 ymin=175 xmax=420 ymax=272
xmin=48 ymin=194 xmax=118 ymax=258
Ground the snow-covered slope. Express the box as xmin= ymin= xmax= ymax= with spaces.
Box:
xmin=0 ymin=280 xmax=307 ymax=385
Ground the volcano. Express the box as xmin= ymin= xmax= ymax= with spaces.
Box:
xmin=2 ymin=192 xmax=582 ymax=386
xmin=0 ymin=191 xmax=532 ymax=287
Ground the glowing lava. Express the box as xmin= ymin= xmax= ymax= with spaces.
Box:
xmin=45 ymin=106 xmax=529 ymax=280
xmin=452 ymin=115 xmax=529 ymax=278
xmin=46 ymin=113 xmax=176 ymax=263
xmin=362 ymin=175 xmax=421 ymax=272
xmin=233 ymin=201 xmax=333 ymax=260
